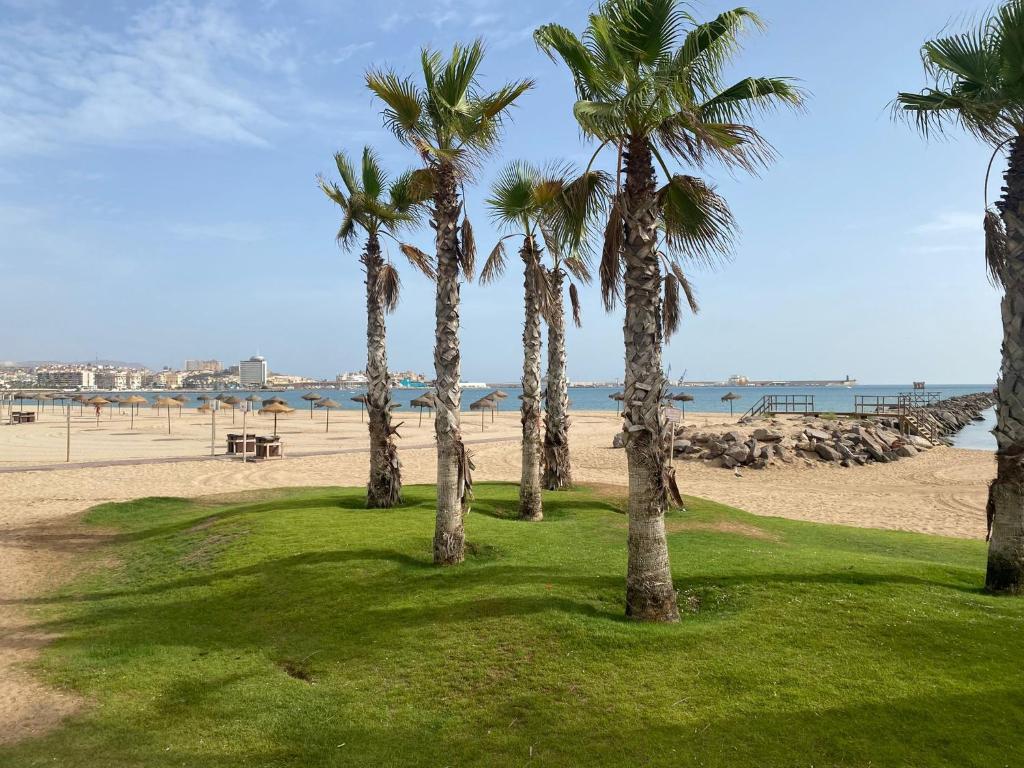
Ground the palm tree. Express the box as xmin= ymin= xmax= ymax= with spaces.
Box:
xmin=482 ymin=161 xmax=609 ymax=519
xmin=318 ymin=147 xmax=432 ymax=508
xmin=367 ymin=42 xmax=532 ymax=565
xmin=896 ymin=0 xmax=1024 ymax=594
xmin=535 ymin=0 xmax=803 ymax=620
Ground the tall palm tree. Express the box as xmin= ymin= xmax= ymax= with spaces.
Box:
xmin=482 ymin=161 xmax=609 ymax=519
xmin=318 ymin=147 xmax=432 ymax=508
xmin=535 ymin=0 xmax=803 ymax=621
xmin=897 ymin=0 xmax=1024 ymax=594
xmin=367 ymin=42 xmax=532 ymax=565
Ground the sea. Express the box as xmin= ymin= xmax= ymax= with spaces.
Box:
xmin=77 ymin=383 xmax=993 ymax=417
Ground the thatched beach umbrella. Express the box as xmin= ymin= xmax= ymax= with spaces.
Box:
xmin=172 ymin=394 xmax=188 ymax=416
xmin=350 ymin=393 xmax=368 ymax=423
xmin=262 ymin=396 xmax=286 ymax=407
xmin=221 ymin=395 xmax=241 ymax=424
xmin=123 ymin=395 xmax=147 ymax=429
xmin=609 ymin=391 xmax=625 ymax=416
xmin=197 ymin=402 xmax=212 ymax=414
xmin=671 ymin=392 xmax=694 ymax=417
xmin=153 ymin=396 xmax=179 ymax=434
xmin=410 ymin=392 xmax=436 ymax=427
xmin=301 ymin=392 xmax=322 ymax=419
xmin=488 ymin=390 xmax=509 ymax=413
xmin=259 ymin=401 xmax=295 ymax=436
xmin=246 ymin=394 xmax=262 ymax=412
xmin=315 ymin=397 xmax=341 ymax=432
xmin=721 ymin=391 xmax=741 ymax=416
xmin=469 ymin=394 xmax=497 ymax=430
xmin=86 ymin=396 xmax=110 ymax=426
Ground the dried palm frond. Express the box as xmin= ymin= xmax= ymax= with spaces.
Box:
xmin=663 ymin=273 xmax=680 ymax=339
xmin=460 ymin=216 xmax=477 ymax=279
xmin=569 ymin=281 xmax=582 ymax=327
xmin=480 ymin=239 xmax=509 ymax=285
xmin=600 ymin=196 xmax=623 ymax=310
xmin=668 ymin=260 xmax=700 ymax=314
xmin=985 ymin=208 xmax=1008 ymax=289
xmin=399 ymin=243 xmax=436 ymax=280
xmin=377 ymin=263 xmax=401 ymax=312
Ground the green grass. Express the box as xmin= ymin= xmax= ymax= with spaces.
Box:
xmin=2 ymin=483 xmax=1022 ymax=767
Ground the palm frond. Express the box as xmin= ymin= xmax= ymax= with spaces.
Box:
xmin=659 ymin=174 xmax=736 ymax=268
xmin=607 ymin=0 xmax=686 ymax=67
xmin=486 ymin=160 xmax=538 ymax=228
xmin=333 ymin=151 xmax=360 ymax=195
xmin=361 ymin=146 xmax=387 ymax=199
xmin=701 ymin=77 xmax=805 ymax=123
xmin=985 ymin=208 xmax=1008 ymax=288
xmin=377 ymin=262 xmax=401 ymax=313
xmin=600 ymin=196 xmax=624 ymax=310
xmin=569 ymin=281 xmax=582 ymax=327
xmin=460 ymin=215 xmax=476 ymax=279
xmin=534 ymin=23 xmax=603 ymax=99
xmin=480 ymin=238 xmax=510 ymax=285
xmin=676 ymin=8 xmax=764 ymax=90
xmin=667 ymin=259 xmax=699 ymax=313
xmin=663 ymin=272 xmax=680 ymax=339
xmin=365 ymin=70 xmax=425 ymax=144
xmin=399 ymin=243 xmax=436 ymax=280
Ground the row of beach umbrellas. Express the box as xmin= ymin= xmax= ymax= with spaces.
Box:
xmin=606 ymin=390 xmax=742 ymax=416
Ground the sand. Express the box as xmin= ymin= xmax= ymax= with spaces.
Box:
xmin=0 ymin=405 xmax=996 ymax=743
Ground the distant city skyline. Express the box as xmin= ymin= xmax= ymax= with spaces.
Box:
xmin=0 ymin=0 xmax=1001 ymax=384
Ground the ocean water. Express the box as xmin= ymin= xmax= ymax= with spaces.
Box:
xmin=950 ymin=406 xmax=997 ymax=452
xmin=76 ymin=383 xmax=993 ymax=416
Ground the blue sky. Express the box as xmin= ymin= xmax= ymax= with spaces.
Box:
xmin=0 ymin=0 xmax=999 ymax=383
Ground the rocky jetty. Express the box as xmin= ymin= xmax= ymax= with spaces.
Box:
xmin=611 ymin=391 xmax=995 ymax=470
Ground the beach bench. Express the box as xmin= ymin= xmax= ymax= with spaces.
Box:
xmin=226 ymin=433 xmax=257 ymax=454
xmin=255 ymin=436 xmax=283 ymax=459
xmin=11 ymin=411 xmax=36 ymax=424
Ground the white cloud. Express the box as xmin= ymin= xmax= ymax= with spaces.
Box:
xmin=0 ymin=2 xmax=297 ymax=156
xmin=911 ymin=211 xmax=978 ymax=235
xmin=333 ymin=41 xmax=374 ymax=63
xmin=169 ymin=221 xmax=266 ymax=243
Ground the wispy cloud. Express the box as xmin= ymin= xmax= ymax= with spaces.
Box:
xmin=0 ymin=1 xmax=297 ymax=156
xmin=169 ymin=221 xmax=266 ymax=243
xmin=911 ymin=211 xmax=977 ymax=236
xmin=333 ymin=41 xmax=374 ymax=63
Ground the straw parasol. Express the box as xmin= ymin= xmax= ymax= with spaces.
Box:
xmin=259 ymin=401 xmax=295 ymax=436
xmin=488 ymin=390 xmax=509 ymax=411
xmin=721 ymin=391 xmax=741 ymax=416
xmin=410 ymin=392 xmax=436 ymax=427
xmin=262 ymin=396 xmax=286 ymax=407
xmin=671 ymin=392 xmax=694 ymax=417
xmin=221 ymin=395 xmax=241 ymax=423
xmin=315 ymin=397 xmax=341 ymax=432
xmin=350 ymin=393 xmax=368 ymax=422
xmin=469 ymin=394 xmax=497 ymax=430
xmin=609 ymin=391 xmax=625 ymax=416
xmin=197 ymin=402 xmax=212 ymax=414
xmin=153 ymin=396 xmax=179 ymax=434
xmin=172 ymin=394 xmax=188 ymax=416
xmin=246 ymin=394 xmax=262 ymax=412
xmin=122 ymin=395 xmax=148 ymax=429
xmin=86 ymin=396 xmax=110 ymax=426
xmin=301 ymin=392 xmax=322 ymax=419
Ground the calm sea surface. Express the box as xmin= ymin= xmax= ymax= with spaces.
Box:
xmin=950 ymin=406 xmax=997 ymax=452
xmin=81 ymin=384 xmax=993 ymax=416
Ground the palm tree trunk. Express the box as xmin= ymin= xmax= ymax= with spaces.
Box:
xmin=433 ymin=162 xmax=468 ymax=565
xmin=988 ymin=135 xmax=1024 ymax=593
xmin=542 ymin=268 xmax=572 ymax=490
xmin=520 ymin=236 xmax=543 ymax=521
xmin=620 ymin=135 xmax=679 ymax=622
xmin=364 ymin=233 xmax=402 ymax=508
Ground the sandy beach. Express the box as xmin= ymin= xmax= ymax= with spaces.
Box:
xmin=0 ymin=404 xmax=996 ymax=743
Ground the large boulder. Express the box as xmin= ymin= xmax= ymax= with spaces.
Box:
xmin=815 ymin=443 xmax=842 ymax=462
xmin=895 ymin=444 xmax=918 ymax=458
xmin=753 ymin=427 xmax=784 ymax=442
xmin=612 ymin=433 xmax=625 ymax=449
xmin=726 ymin=444 xmax=751 ymax=463
xmin=805 ymin=428 xmax=831 ymax=442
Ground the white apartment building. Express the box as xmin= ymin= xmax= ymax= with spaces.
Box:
xmin=239 ymin=356 xmax=268 ymax=387
xmin=35 ymin=369 xmax=96 ymax=389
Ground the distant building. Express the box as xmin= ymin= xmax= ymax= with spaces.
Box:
xmin=35 ymin=369 xmax=95 ymax=389
xmin=727 ymin=374 xmax=750 ymax=386
xmin=185 ymin=359 xmax=223 ymax=373
xmin=239 ymin=356 xmax=268 ymax=388
xmin=336 ymin=371 xmax=368 ymax=386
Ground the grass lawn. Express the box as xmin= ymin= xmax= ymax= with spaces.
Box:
xmin=2 ymin=482 xmax=1022 ymax=767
